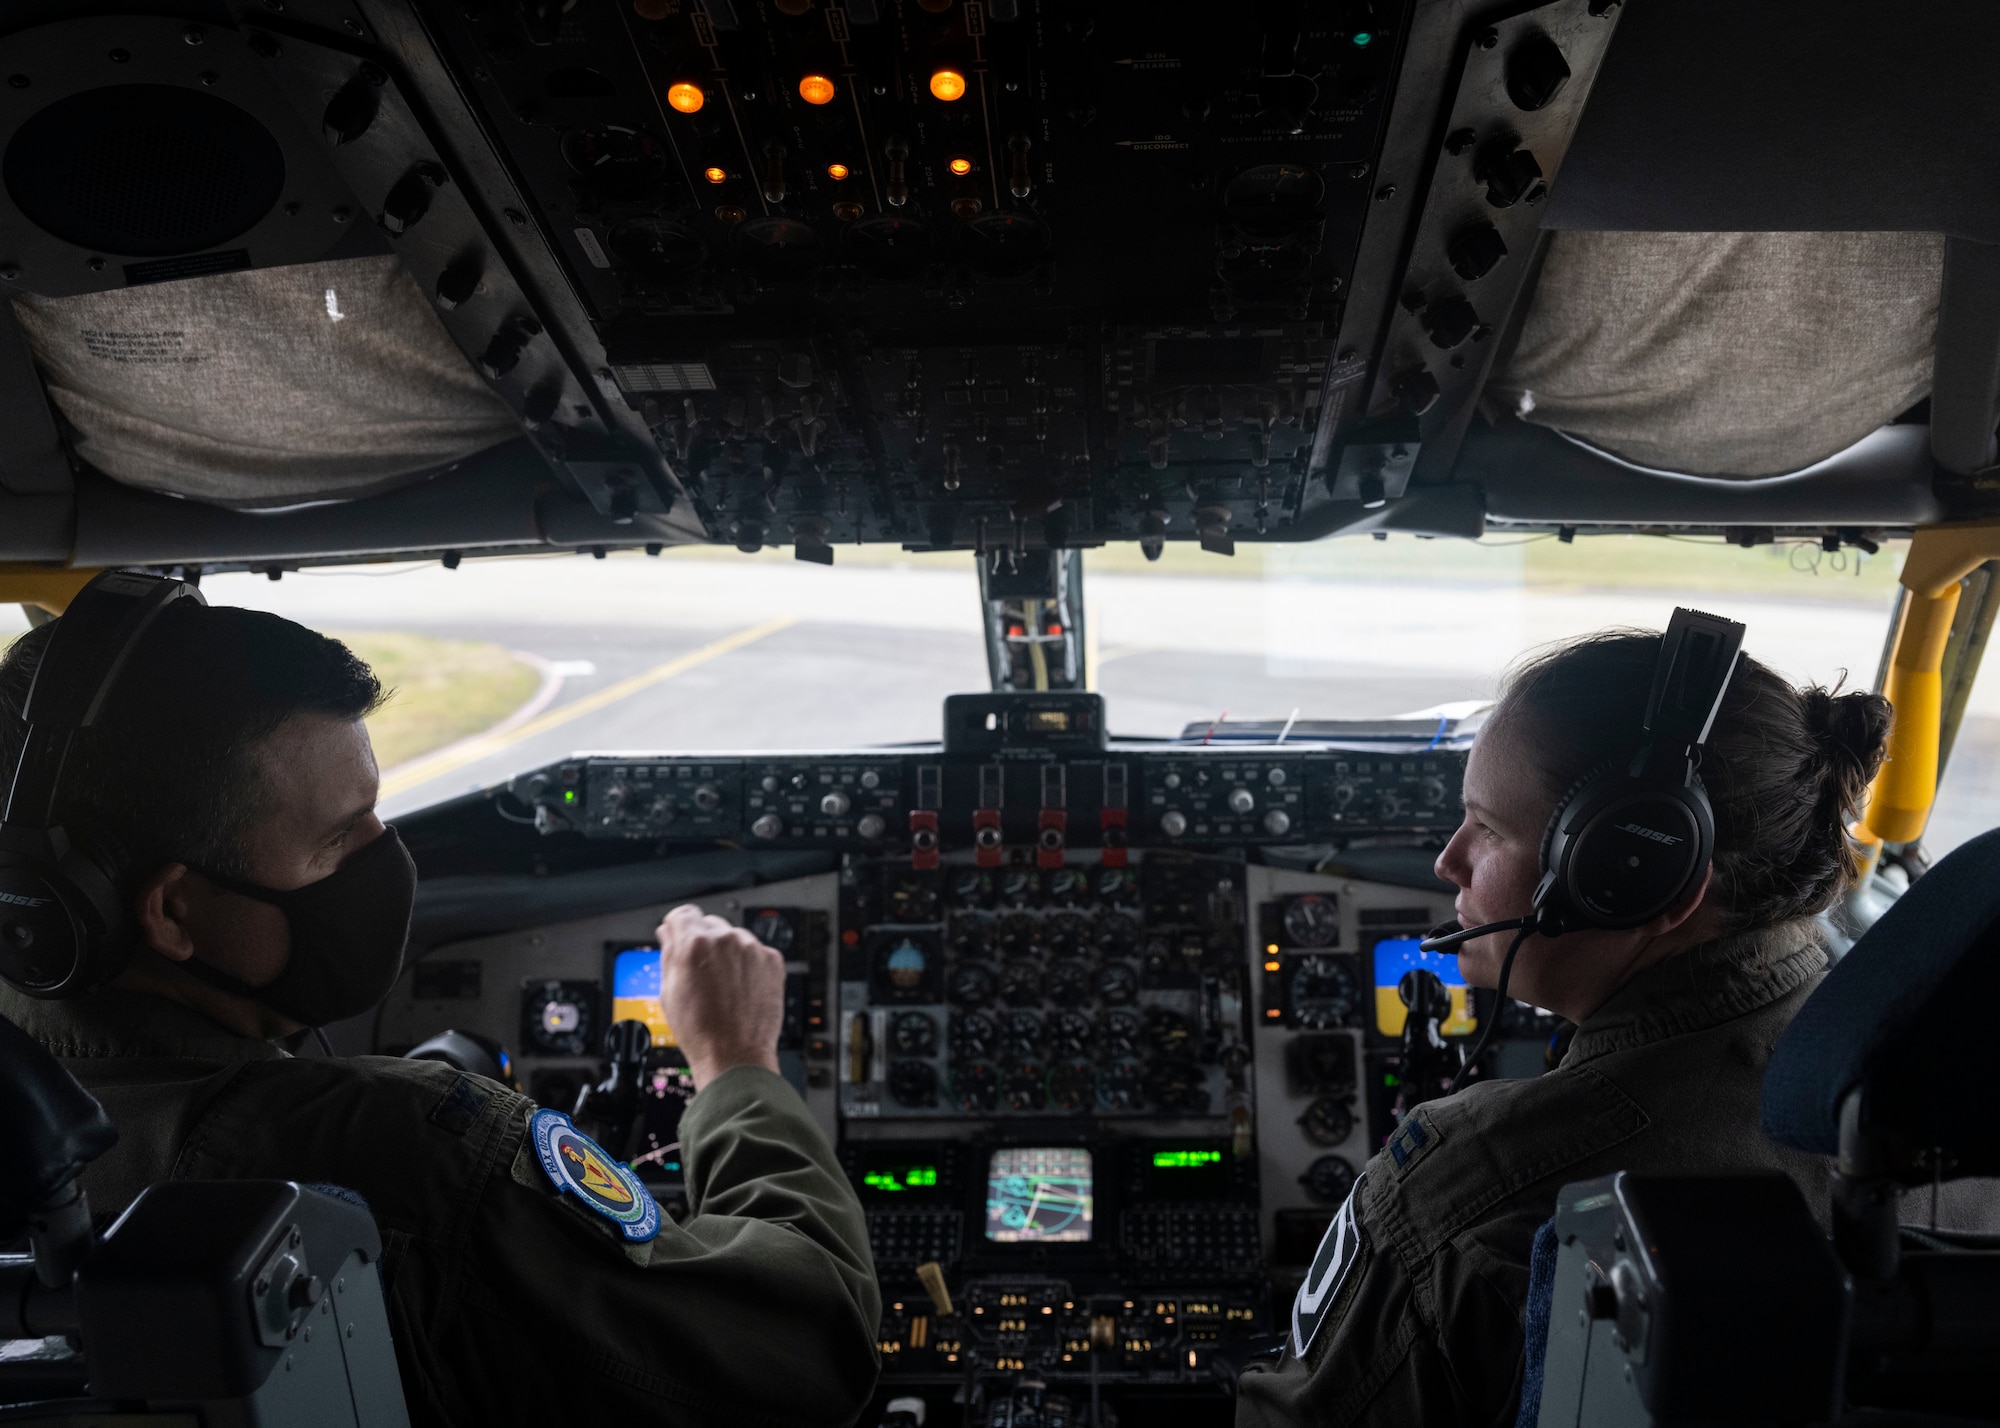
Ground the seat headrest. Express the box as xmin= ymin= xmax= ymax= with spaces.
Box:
xmin=1762 ymin=828 xmax=2000 ymax=1173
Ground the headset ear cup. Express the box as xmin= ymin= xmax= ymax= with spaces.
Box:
xmin=1540 ymin=760 xmax=1613 ymax=873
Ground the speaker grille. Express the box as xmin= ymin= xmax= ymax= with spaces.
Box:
xmin=4 ymin=85 xmax=286 ymax=257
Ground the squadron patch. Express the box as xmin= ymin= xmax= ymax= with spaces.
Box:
xmin=1291 ymin=1173 xmax=1366 ymax=1360
xmin=528 ymin=1109 xmax=661 ymax=1242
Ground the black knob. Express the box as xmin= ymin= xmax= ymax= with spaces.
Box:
xmin=478 ymin=317 xmax=540 ymax=379
xmin=1395 ymin=368 xmax=1442 ymax=416
xmin=434 ymin=254 xmax=482 ymax=310
xmin=1478 ymin=142 xmax=1546 ymax=209
xmin=286 ymin=1273 xmax=324 ymax=1311
xmin=1447 ymin=221 xmax=1509 ymax=282
xmin=604 ymin=1018 xmax=652 ymax=1066
xmin=1506 ymin=32 xmax=1572 ymax=112
xmin=321 ymin=77 xmax=380 ymax=145
xmin=1421 ymin=295 xmax=1479 ymax=351
xmin=380 ymin=165 xmax=444 ymax=235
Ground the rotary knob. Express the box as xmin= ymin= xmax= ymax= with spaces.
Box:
xmin=1419 ymin=777 xmax=1447 ymax=806
xmin=1263 ymin=808 xmax=1292 ymax=836
xmin=1333 ymin=782 xmax=1356 ymax=806
xmin=1267 ymin=767 xmax=1288 ymax=786
xmin=603 ymin=782 xmax=629 ymax=810
xmin=821 ymin=790 xmax=851 ymax=817
xmin=1227 ymin=787 xmax=1255 ymax=815
xmin=1160 ymin=810 xmax=1188 ymax=838
xmin=856 ymin=812 xmax=887 ymax=839
xmin=693 ymin=783 xmax=722 ymax=812
xmin=1375 ymin=792 xmax=1403 ymax=819
xmin=860 ymin=770 xmax=881 ymax=790
xmin=751 ymin=813 xmax=783 ymax=840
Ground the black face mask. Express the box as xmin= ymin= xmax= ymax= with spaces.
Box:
xmin=178 ymin=827 xmax=417 ymax=1027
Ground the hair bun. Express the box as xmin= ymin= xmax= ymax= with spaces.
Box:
xmin=1802 ymin=686 xmax=1892 ymax=810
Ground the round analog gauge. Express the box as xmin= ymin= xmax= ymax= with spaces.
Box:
xmin=1301 ymin=1096 xmax=1356 ymax=1146
xmin=1044 ymin=960 xmax=1092 ymax=1006
xmin=526 ymin=983 xmax=594 ymax=1054
xmin=950 ymin=918 xmax=996 ymax=958
xmin=949 ymin=868 xmax=993 ymax=908
xmin=950 ymin=1010 xmax=995 ymax=1058
xmin=1145 ymin=1058 xmax=1210 ymax=1114
xmin=1047 ymin=1057 xmax=1093 ymax=1112
xmin=731 ymin=216 xmax=822 ymax=279
xmin=1223 ymin=162 xmax=1326 ymax=238
xmin=947 ymin=963 xmax=996 ymax=1007
xmin=892 ymin=1011 xmax=938 ymax=1056
xmin=560 ymin=124 xmax=667 ymax=194
xmin=1096 ymin=1055 xmax=1146 ymax=1112
xmin=1001 ymin=1009 xmax=1043 ymax=1055
xmin=748 ymin=908 xmax=796 ymax=953
xmin=949 ymin=1061 xmax=998 ymax=1113
xmin=1095 ymin=1008 xmax=1141 ymax=1055
xmin=1045 ymin=868 xmax=1088 ymax=906
xmin=999 ymin=963 xmax=1043 ymax=1007
xmin=1302 ymin=1153 xmax=1358 ymax=1205
xmin=1282 ymin=895 xmax=1339 ymax=949
xmin=888 ymin=875 xmax=940 ymax=923
xmin=843 ymin=215 xmax=933 ymax=279
xmin=1288 ymin=954 xmax=1359 ymax=1029
xmin=1002 ymin=1061 xmax=1047 ymax=1112
xmin=890 ymin=1060 xmax=938 ymax=1108
xmin=608 ymin=217 xmax=705 ymax=281
xmin=1093 ymin=961 xmax=1140 ymax=1005
xmin=998 ymin=914 xmax=1040 ymax=959
xmin=1144 ymin=1007 xmax=1194 ymax=1057
xmin=1093 ymin=913 xmax=1136 ymax=955
xmin=1043 ymin=913 xmax=1088 ymax=957
xmin=1047 ymin=1009 xmax=1093 ymax=1055
xmin=963 ymin=211 xmax=1051 ymax=278
xmin=999 ymin=868 xmax=1040 ymax=907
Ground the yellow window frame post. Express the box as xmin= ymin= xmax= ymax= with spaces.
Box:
xmin=1862 ymin=523 xmax=2000 ymax=846
xmin=0 ymin=566 xmax=102 ymax=619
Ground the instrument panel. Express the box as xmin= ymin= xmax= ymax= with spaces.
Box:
xmin=379 ymin=696 xmax=1556 ymax=1413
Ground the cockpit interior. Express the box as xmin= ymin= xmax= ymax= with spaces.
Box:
xmin=3 ymin=2 xmax=2000 ymax=1425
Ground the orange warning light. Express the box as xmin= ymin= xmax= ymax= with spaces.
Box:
xmin=703 ymin=166 xmax=727 ymax=184
xmin=930 ymin=68 xmax=967 ymax=101
xmin=667 ymin=82 xmax=705 ymax=114
xmin=827 ymin=162 xmax=851 ymax=180
xmin=799 ymin=73 xmax=836 ymax=105
xmin=948 ymin=156 xmax=973 ymax=176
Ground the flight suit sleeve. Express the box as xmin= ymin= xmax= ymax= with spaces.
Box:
xmin=172 ymin=1056 xmax=879 ymax=1428
xmin=1234 ymin=1176 xmax=1525 ymax=1428
xmin=475 ymin=1064 xmax=882 ymax=1428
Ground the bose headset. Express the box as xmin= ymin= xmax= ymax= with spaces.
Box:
xmin=1421 ymin=606 xmax=1747 ymax=1087
xmin=0 ymin=570 xmax=205 ymax=999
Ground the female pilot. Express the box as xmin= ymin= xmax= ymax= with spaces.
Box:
xmin=1236 ymin=626 xmax=1890 ymax=1428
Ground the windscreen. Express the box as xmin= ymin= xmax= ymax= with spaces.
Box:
xmin=18 ymin=534 xmax=1979 ymax=856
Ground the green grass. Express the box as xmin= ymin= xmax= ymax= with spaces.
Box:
xmin=332 ymin=631 xmax=542 ymax=770
xmin=646 ymin=528 xmax=1907 ymax=604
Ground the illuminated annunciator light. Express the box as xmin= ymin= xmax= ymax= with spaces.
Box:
xmin=948 ymin=156 xmax=973 ymax=176
xmin=704 ymin=166 xmax=727 ymax=184
xmin=799 ymin=74 xmax=836 ymax=105
xmin=930 ymin=69 xmax=967 ymax=102
xmin=827 ymin=162 xmax=851 ymax=180
xmin=667 ymin=82 xmax=705 ymax=114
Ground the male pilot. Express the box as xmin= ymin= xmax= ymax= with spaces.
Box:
xmin=0 ymin=588 xmax=880 ymax=1425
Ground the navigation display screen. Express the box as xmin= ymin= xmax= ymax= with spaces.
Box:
xmin=986 ymin=1147 xmax=1094 ymax=1244
xmin=1372 ymin=937 xmax=1477 ymax=1038
xmin=610 ymin=948 xmax=676 ymax=1047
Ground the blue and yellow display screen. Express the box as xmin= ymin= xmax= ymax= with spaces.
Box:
xmin=1372 ymin=937 xmax=1477 ymax=1038
xmin=986 ymin=1147 xmax=1094 ymax=1244
xmin=610 ymin=948 xmax=676 ymax=1047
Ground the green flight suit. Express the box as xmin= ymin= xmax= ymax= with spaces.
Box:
xmin=0 ymin=983 xmax=882 ymax=1428
xmin=1236 ymin=920 xmax=1830 ymax=1428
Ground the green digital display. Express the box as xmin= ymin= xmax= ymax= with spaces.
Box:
xmin=864 ymin=1165 xmax=938 ymax=1193
xmin=1152 ymin=1149 xmax=1222 ymax=1170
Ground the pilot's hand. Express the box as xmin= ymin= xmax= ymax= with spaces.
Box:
xmin=656 ymin=904 xmax=785 ymax=1092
